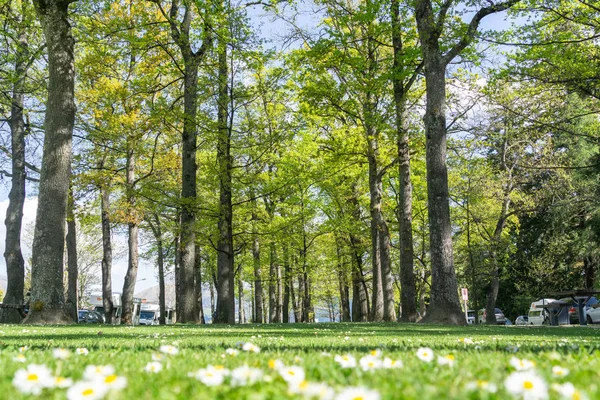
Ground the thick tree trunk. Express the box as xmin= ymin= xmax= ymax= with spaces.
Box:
xmin=391 ymin=0 xmax=418 ymax=323
xmin=350 ymin=235 xmax=369 ymax=322
xmin=414 ymin=7 xmax=464 ymax=324
xmin=336 ymin=239 xmax=351 ymax=322
xmin=179 ymin=59 xmax=199 ymax=324
xmin=584 ymin=256 xmax=596 ymax=290
xmin=196 ymin=247 xmax=205 ymax=324
xmin=214 ymin=40 xmax=235 ymax=325
xmin=65 ymin=193 xmax=78 ymax=320
xmin=121 ymin=150 xmax=139 ymax=324
xmin=24 ymin=0 xmax=76 ymax=324
xmin=368 ymin=153 xmax=384 ymax=322
xmin=100 ymin=184 xmax=113 ymax=324
xmin=1 ymin=6 xmax=28 ymax=324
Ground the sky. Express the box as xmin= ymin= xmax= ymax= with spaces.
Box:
xmin=0 ymin=3 xmax=517 ymax=295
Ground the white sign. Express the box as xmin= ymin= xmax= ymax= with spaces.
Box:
xmin=461 ymin=288 xmax=469 ymax=301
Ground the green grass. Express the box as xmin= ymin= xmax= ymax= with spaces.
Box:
xmin=1 ymin=323 xmax=599 ymax=399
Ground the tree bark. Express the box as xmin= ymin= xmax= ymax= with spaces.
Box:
xmin=268 ymin=243 xmax=277 ymax=323
xmin=336 ymin=238 xmax=351 ymax=322
xmin=252 ymin=215 xmax=263 ymax=323
xmin=100 ymin=183 xmax=114 ymax=324
xmin=196 ymin=247 xmax=205 ymax=324
xmin=24 ymin=0 xmax=76 ymax=324
xmin=148 ymin=213 xmax=166 ymax=325
xmin=121 ymin=149 xmax=139 ymax=324
xmin=65 ymin=192 xmax=78 ymax=320
xmin=282 ymin=242 xmax=291 ymax=323
xmin=1 ymin=2 xmax=28 ymax=324
xmin=238 ymin=271 xmax=245 ymax=323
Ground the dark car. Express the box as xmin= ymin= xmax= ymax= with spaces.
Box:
xmin=78 ymin=310 xmax=89 ymax=322
xmin=80 ymin=310 xmax=105 ymax=324
xmin=559 ymin=297 xmax=599 ymax=324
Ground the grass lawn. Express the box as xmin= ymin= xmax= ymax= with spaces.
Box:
xmin=0 ymin=323 xmax=598 ymax=399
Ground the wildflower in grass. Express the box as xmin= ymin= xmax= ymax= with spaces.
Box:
xmin=279 ymin=366 xmax=305 ymax=385
xmin=13 ymin=354 xmax=27 ymax=363
xmin=76 ymin=348 xmax=89 ymax=356
xmin=230 ymin=365 xmax=263 ymax=386
xmin=359 ymin=355 xmax=383 ymax=371
xmin=289 ymin=381 xmax=335 ymax=400
xmin=12 ymin=364 xmax=54 ymax=395
xmin=459 ymin=338 xmax=474 ymax=345
xmin=52 ymin=376 xmax=74 ymax=388
xmin=369 ymin=349 xmax=382 ymax=358
xmin=151 ymin=353 xmax=164 ymax=362
xmin=295 ymin=356 xmax=304 ymax=363
xmin=225 ymin=348 xmax=240 ymax=356
xmin=510 ymin=357 xmax=536 ymax=371
xmin=66 ymin=381 xmax=109 ymax=400
xmin=242 ymin=342 xmax=260 ymax=353
xmin=504 ymin=371 xmax=548 ymax=400
xmin=94 ymin=374 xmax=127 ymax=390
xmin=437 ymin=354 xmax=455 ymax=367
xmin=53 ymin=348 xmax=71 ymax=360
xmin=320 ymin=352 xmax=331 ymax=357
xmin=552 ymin=366 xmax=569 ymax=378
xmin=335 ymin=386 xmax=380 ymax=400
xmin=144 ymin=362 xmax=163 ymax=373
xmin=552 ymin=383 xmax=587 ymax=400
xmin=189 ymin=365 xmax=228 ymax=387
xmin=334 ymin=354 xmax=357 ymax=368
xmin=416 ymin=347 xmax=434 ymax=362
xmin=83 ymin=365 xmax=115 ymax=380
xmin=465 ymin=380 xmax=498 ymax=393
xmin=19 ymin=346 xmax=28 ymax=352
xmin=268 ymin=359 xmax=284 ymax=370
xmin=382 ymin=357 xmax=403 ymax=369
xmin=159 ymin=345 xmax=179 ymax=355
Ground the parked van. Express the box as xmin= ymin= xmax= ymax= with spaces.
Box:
xmin=528 ymin=298 xmax=556 ymax=325
xmin=90 ymin=292 xmax=142 ymax=325
xmin=139 ymin=303 xmax=175 ymax=325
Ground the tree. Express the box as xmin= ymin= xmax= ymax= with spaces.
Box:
xmin=413 ymin=0 xmax=520 ymax=324
xmin=24 ymin=0 xmax=78 ymax=324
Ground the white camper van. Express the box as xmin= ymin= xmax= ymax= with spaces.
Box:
xmin=89 ymin=293 xmax=142 ymax=325
xmin=528 ymin=298 xmax=556 ymax=325
xmin=139 ymin=303 xmax=175 ymax=325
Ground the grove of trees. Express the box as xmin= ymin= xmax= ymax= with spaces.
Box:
xmin=0 ymin=0 xmax=598 ymax=325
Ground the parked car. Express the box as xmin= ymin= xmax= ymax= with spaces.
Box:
xmin=528 ymin=298 xmax=556 ymax=325
xmin=477 ymin=308 xmax=507 ymax=325
xmin=515 ymin=315 xmax=529 ymax=325
xmin=558 ymin=297 xmax=599 ymax=325
xmin=80 ymin=310 xmax=105 ymax=324
xmin=587 ymin=304 xmax=600 ymax=324
xmin=78 ymin=310 xmax=89 ymax=323
xmin=467 ymin=310 xmax=476 ymax=324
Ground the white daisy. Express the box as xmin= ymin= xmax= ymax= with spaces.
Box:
xmin=151 ymin=353 xmax=164 ymax=362
xmin=189 ymin=365 xmax=228 ymax=387
xmin=335 ymin=386 xmax=380 ymax=400
xmin=94 ymin=374 xmax=127 ymax=390
xmin=334 ymin=354 xmax=357 ymax=368
xmin=159 ymin=345 xmax=179 ymax=355
xmin=53 ymin=348 xmax=71 ymax=360
xmin=268 ymin=359 xmax=285 ymax=370
xmin=279 ymin=366 xmax=305 ymax=385
xmin=437 ymin=354 xmax=455 ymax=367
xmin=510 ymin=357 xmax=536 ymax=371
xmin=465 ymin=380 xmax=498 ymax=393
xmin=18 ymin=346 xmax=28 ymax=352
xmin=552 ymin=383 xmax=587 ymax=400
xmin=225 ymin=348 xmax=240 ymax=356
xmin=382 ymin=357 xmax=403 ymax=369
xmin=12 ymin=364 xmax=54 ymax=395
xmin=289 ymin=381 xmax=335 ymax=399
xmin=368 ymin=349 xmax=382 ymax=358
xmin=76 ymin=348 xmax=89 ymax=356
xmin=504 ymin=371 xmax=548 ymax=400
xmin=459 ymin=338 xmax=474 ymax=345
xmin=13 ymin=354 xmax=27 ymax=363
xmin=552 ymin=366 xmax=570 ymax=378
xmin=230 ymin=365 xmax=263 ymax=386
xmin=83 ymin=365 xmax=115 ymax=380
xmin=144 ymin=361 xmax=163 ymax=373
xmin=242 ymin=342 xmax=260 ymax=353
xmin=52 ymin=376 xmax=74 ymax=388
xmin=66 ymin=381 xmax=109 ymax=400
xmin=359 ymin=355 xmax=383 ymax=371
xmin=416 ymin=347 xmax=434 ymax=362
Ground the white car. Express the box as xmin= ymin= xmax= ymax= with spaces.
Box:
xmin=587 ymin=304 xmax=600 ymax=324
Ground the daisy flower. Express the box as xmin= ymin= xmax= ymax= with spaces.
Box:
xmin=225 ymin=348 xmax=239 ymax=356
xmin=279 ymin=366 xmax=305 ymax=385
xmin=459 ymin=338 xmax=474 ymax=345
xmin=18 ymin=346 xmax=28 ymax=352
xmin=359 ymin=355 xmax=383 ymax=371
xmin=465 ymin=380 xmax=498 ymax=393
xmin=76 ymin=348 xmax=89 ymax=356
xmin=334 ymin=354 xmax=357 ymax=368
xmin=510 ymin=357 xmax=536 ymax=371
xmin=368 ymin=349 xmax=382 ymax=358
xmin=437 ymin=354 xmax=455 ymax=367
xmin=53 ymin=348 xmax=71 ymax=360
xmin=289 ymin=381 xmax=335 ymax=399
xmin=416 ymin=347 xmax=434 ymax=362
xmin=151 ymin=353 xmax=164 ymax=362
xmin=94 ymin=374 xmax=127 ymax=390
xmin=12 ymin=364 xmax=54 ymax=395
xmin=335 ymin=386 xmax=380 ymax=400
xmin=13 ymin=354 xmax=27 ymax=363
xmin=552 ymin=383 xmax=587 ymax=400
xmin=159 ymin=345 xmax=179 ymax=355
xmin=66 ymin=381 xmax=109 ymax=400
xmin=242 ymin=342 xmax=260 ymax=353
xmin=552 ymin=366 xmax=570 ymax=378
xmin=144 ymin=362 xmax=163 ymax=373
xmin=52 ymin=376 xmax=74 ymax=389
xmin=230 ymin=365 xmax=263 ymax=387
xmin=268 ymin=359 xmax=285 ymax=370
xmin=189 ymin=365 xmax=228 ymax=387
xmin=504 ymin=371 xmax=548 ymax=400
xmin=83 ymin=365 xmax=115 ymax=381
xmin=382 ymin=357 xmax=403 ymax=369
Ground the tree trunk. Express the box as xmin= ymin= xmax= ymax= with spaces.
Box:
xmin=121 ymin=149 xmax=139 ymax=324
xmin=100 ymin=183 xmax=114 ymax=324
xmin=174 ymin=234 xmax=181 ymax=321
xmin=368 ymin=152 xmax=384 ymax=322
xmin=380 ymin=221 xmax=396 ymax=321
xmin=1 ymin=3 xmax=28 ymax=324
xmin=214 ymin=38 xmax=235 ymax=325
xmin=252 ymin=220 xmax=263 ymax=323
xmin=24 ymin=0 xmax=76 ymax=324
xmin=584 ymin=256 xmax=596 ymax=290
xmin=268 ymin=243 xmax=277 ymax=323
xmin=65 ymin=192 xmax=78 ymax=321
xmin=282 ymin=242 xmax=290 ymax=323
xmin=391 ymin=0 xmax=417 ymax=323
xmin=148 ymin=213 xmax=166 ymax=325
xmin=196 ymin=247 xmax=205 ymax=324
xmin=238 ymin=272 xmax=245 ymax=324
xmin=350 ymin=234 xmax=369 ymax=322
xmin=486 ymin=195 xmax=510 ymax=324
xmin=336 ymin=238 xmax=351 ymax=322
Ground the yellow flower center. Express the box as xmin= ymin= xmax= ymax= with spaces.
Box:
xmin=446 ymin=355 xmax=455 ymax=360
xmin=105 ymin=375 xmax=117 ymax=383
xmin=27 ymin=374 xmax=38 ymax=381
xmin=352 ymin=397 xmax=364 ymax=400
xmin=523 ymin=381 xmax=534 ymax=390
xmin=82 ymin=388 xmax=95 ymax=396
xmin=268 ymin=360 xmax=276 ymax=368
xmin=573 ymin=391 xmax=582 ymax=400
xmin=288 ymin=371 xmax=295 ymax=375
